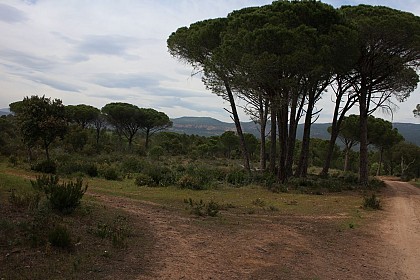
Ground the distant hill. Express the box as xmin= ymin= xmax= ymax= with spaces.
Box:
xmin=0 ymin=108 xmax=10 ymax=116
xmin=169 ymin=117 xmax=420 ymax=146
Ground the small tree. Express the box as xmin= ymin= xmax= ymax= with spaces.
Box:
xmin=10 ymin=95 xmax=67 ymax=162
xmin=140 ymin=108 xmax=172 ymax=149
xmin=102 ymin=102 xmax=144 ymax=149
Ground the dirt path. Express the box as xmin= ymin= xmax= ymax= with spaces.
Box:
xmin=379 ymin=180 xmax=420 ymax=280
xmin=89 ymin=192 xmax=399 ymax=280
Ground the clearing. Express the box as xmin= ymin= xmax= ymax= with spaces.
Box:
xmin=88 ymin=179 xmax=420 ymax=279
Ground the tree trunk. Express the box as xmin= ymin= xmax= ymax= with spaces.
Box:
xmin=359 ymin=86 xmax=369 ymax=186
xmin=224 ymin=80 xmax=250 ymax=171
xmin=259 ymin=95 xmax=269 ymax=172
xmin=296 ymin=94 xmax=315 ymax=178
xmin=376 ymin=147 xmax=384 ymax=176
xmin=269 ymin=103 xmax=277 ymax=174
xmin=285 ymin=93 xmax=300 ymax=178
xmin=44 ymin=140 xmax=50 ymax=162
xmin=277 ymin=97 xmax=289 ymax=182
xmin=145 ymin=128 xmax=151 ymax=150
xmin=344 ymin=148 xmax=350 ymax=172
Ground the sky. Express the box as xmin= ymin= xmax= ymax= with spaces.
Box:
xmin=1 ymin=0 xmax=420 ymax=123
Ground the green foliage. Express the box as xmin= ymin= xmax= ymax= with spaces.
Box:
xmin=142 ymin=165 xmax=175 ymax=186
xmin=31 ymin=175 xmax=87 ymax=214
xmin=134 ymin=173 xmax=154 ymax=187
xmin=58 ymin=161 xmax=98 ymax=177
xmin=100 ymin=165 xmax=121 ymax=181
xmin=12 ymin=95 xmax=67 ymax=161
xmin=148 ymin=145 xmax=164 ymax=160
xmin=177 ymin=174 xmax=203 ymax=190
xmin=226 ymin=169 xmax=250 ymax=186
xmin=184 ymin=198 xmax=220 ymax=217
xmin=90 ymin=215 xmax=132 ymax=248
xmin=363 ymin=194 xmax=382 ymax=210
xmin=48 ymin=224 xmax=72 ymax=249
xmin=31 ymin=160 xmax=57 ymax=174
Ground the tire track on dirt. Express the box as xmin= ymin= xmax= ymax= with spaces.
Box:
xmin=380 ymin=180 xmax=420 ymax=280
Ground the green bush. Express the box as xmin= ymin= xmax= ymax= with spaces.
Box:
xmin=177 ymin=174 xmax=205 ymax=190
xmin=31 ymin=160 xmax=56 ymax=174
xmin=134 ymin=173 xmax=154 ymax=187
xmin=226 ymin=169 xmax=250 ymax=186
xmin=31 ymin=175 xmax=88 ymax=214
xmin=183 ymin=198 xmax=220 ymax=217
xmin=48 ymin=224 xmax=72 ymax=248
xmin=101 ymin=166 xmax=121 ymax=181
xmin=143 ymin=165 xmax=175 ymax=186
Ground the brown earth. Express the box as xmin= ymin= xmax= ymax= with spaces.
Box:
xmin=89 ymin=180 xmax=420 ymax=280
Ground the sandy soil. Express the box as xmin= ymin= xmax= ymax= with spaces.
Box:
xmin=89 ymin=180 xmax=420 ymax=280
xmin=377 ymin=180 xmax=420 ymax=280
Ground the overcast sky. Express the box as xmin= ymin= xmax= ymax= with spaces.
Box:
xmin=1 ymin=0 xmax=419 ymax=123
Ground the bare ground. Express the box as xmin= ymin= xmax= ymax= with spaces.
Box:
xmin=89 ymin=180 xmax=420 ymax=280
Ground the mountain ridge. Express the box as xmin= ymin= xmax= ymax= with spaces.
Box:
xmin=169 ymin=116 xmax=420 ymax=146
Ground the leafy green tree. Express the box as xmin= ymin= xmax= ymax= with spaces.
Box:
xmin=102 ymin=102 xmax=144 ymax=149
xmin=65 ymin=104 xmax=100 ymax=129
xmin=220 ymin=131 xmax=239 ymax=159
xmin=335 ymin=115 xmax=360 ymax=172
xmin=368 ymin=117 xmax=404 ymax=176
xmin=139 ymin=108 xmax=172 ymax=149
xmin=391 ymin=141 xmax=420 ymax=179
xmin=10 ymin=95 xmax=67 ymax=162
xmin=342 ymin=5 xmax=420 ymax=185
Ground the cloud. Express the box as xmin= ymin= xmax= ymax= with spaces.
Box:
xmin=75 ymin=35 xmax=139 ymax=60
xmin=93 ymin=73 xmax=161 ymax=89
xmin=0 ymin=50 xmax=56 ymax=72
xmin=0 ymin=3 xmax=27 ymax=23
xmin=23 ymin=74 xmax=84 ymax=92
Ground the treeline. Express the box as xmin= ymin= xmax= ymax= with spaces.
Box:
xmin=168 ymin=1 xmax=420 ymax=185
xmin=0 ymin=95 xmax=419 ymax=182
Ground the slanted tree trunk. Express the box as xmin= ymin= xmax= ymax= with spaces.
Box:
xmin=224 ymin=79 xmax=250 ymax=172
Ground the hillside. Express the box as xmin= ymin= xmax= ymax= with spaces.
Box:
xmin=169 ymin=117 xmax=420 ymax=146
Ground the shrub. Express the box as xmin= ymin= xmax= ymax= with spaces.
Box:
xmin=31 ymin=160 xmax=56 ymax=174
xmin=143 ymin=165 xmax=174 ymax=186
xmin=134 ymin=173 xmax=154 ymax=187
xmin=226 ymin=169 xmax=250 ymax=186
xmin=363 ymin=194 xmax=381 ymax=210
xmin=177 ymin=174 xmax=205 ymax=190
xmin=31 ymin=175 xmax=88 ymax=214
xmin=184 ymin=198 xmax=220 ymax=217
xmin=101 ymin=166 xmax=121 ymax=181
xmin=48 ymin=224 xmax=72 ymax=248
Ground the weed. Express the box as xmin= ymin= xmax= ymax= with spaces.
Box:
xmin=363 ymin=194 xmax=381 ymax=210
xmin=184 ymin=198 xmax=220 ymax=217
xmin=90 ymin=215 xmax=132 ymax=248
xmin=9 ymin=189 xmax=40 ymax=210
xmin=252 ymin=198 xmax=266 ymax=207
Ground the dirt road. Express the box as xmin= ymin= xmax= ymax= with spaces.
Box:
xmin=380 ymin=180 xmax=420 ymax=280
